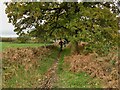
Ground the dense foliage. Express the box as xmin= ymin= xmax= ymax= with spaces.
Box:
xmin=5 ymin=2 xmax=119 ymax=55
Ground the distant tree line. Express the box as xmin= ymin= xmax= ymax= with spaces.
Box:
xmin=1 ymin=37 xmax=17 ymax=42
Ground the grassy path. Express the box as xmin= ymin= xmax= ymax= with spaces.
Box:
xmin=38 ymin=51 xmax=61 ymax=88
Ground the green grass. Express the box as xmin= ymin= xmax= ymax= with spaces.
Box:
xmin=57 ymin=48 xmax=71 ymax=73
xmin=3 ymin=65 xmax=43 ymax=88
xmin=37 ymin=47 xmax=59 ymax=75
xmin=55 ymin=71 xmax=101 ymax=88
xmin=1 ymin=42 xmax=52 ymax=51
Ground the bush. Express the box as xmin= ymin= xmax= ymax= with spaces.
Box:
xmin=17 ymin=36 xmax=30 ymax=43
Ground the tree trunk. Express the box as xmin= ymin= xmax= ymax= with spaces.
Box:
xmin=44 ymin=39 xmax=47 ymax=48
xmin=71 ymin=40 xmax=79 ymax=54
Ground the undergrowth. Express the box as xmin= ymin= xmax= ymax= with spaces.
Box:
xmin=2 ymin=46 xmax=59 ymax=88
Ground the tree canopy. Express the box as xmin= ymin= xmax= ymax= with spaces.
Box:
xmin=5 ymin=2 xmax=119 ymax=55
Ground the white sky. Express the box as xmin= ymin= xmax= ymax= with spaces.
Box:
xmin=0 ymin=1 xmax=18 ymax=37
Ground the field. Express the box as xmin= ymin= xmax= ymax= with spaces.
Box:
xmin=1 ymin=42 xmax=118 ymax=88
xmin=1 ymin=42 xmax=52 ymax=51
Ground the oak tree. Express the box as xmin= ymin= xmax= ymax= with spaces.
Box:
xmin=5 ymin=2 xmax=119 ymax=54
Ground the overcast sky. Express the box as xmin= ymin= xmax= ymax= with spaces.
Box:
xmin=0 ymin=1 xmax=18 ymax=37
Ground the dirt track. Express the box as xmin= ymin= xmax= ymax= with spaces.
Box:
xmin=38 ymin=52 xmax=61 ymax=88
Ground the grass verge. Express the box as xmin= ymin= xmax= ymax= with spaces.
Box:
xmin=55 ymin=71 xmax=101 ymax=88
